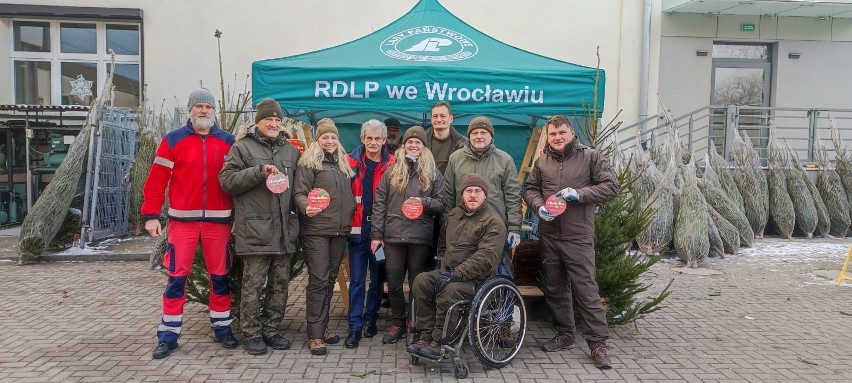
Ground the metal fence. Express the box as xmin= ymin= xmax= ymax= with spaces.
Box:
xmin=618 ymin=105 xmax=852 ymax=166
xmin=80 ymin=107 xmax=138 ymax=243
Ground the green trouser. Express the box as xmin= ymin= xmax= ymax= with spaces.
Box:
xmin=301 ymin=235 xmax=346 ymax=340
xmin=239 ymin=253 xmax=291 ymax=338
xmin=412 ymin=269 xmax=475 ymax=342
xmin=540 ymin=234 xmax=609 ymax=343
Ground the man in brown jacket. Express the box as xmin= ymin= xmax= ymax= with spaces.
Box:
xmin=408 ymin=173 xmax=506 ymax=358
xmin=522 ymin=115 xmax=619 ymax=369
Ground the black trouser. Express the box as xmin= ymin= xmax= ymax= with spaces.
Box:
xmin=384 ymin=243 xmax=430 ymax=325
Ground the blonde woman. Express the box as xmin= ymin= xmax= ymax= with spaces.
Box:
xmin=370 ymin=126 xmax=448 ymax=344
xmin=294 ymin=118 xmax=355 ymax=356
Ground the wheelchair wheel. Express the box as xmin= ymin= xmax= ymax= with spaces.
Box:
xmin=467 ymin=275 xmax=527 ymax=369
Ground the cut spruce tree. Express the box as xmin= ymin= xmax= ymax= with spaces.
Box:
xmin=571 ymin=51 xmax=672 ymax=325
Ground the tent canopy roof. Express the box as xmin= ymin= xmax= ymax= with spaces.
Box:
xmin=252 ymin=0 xmax=604 ymax=116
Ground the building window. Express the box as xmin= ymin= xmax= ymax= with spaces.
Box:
xmin=11 ymin=19 xmax=141 ymax=108
xmin=14 ymin=61 xmax=51 ymax=105
xmin=13 ymin=21 xmax=50 ymax=52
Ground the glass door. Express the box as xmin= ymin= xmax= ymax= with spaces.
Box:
xmin=710 ymin=43 xmax=772 ymax=159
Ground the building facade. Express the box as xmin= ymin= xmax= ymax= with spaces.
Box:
xmin=1 ymin=0 xmax=850 ymax=133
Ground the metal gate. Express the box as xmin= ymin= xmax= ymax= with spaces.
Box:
xmin=80 ymin=107 xmax=138 ymax=244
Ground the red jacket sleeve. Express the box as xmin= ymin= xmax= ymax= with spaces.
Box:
xmin=140 ymin=138 xmax=173 ymax=219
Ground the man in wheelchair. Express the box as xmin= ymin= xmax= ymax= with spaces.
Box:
xmin=408 ymin=173 xmax=507 ymax=358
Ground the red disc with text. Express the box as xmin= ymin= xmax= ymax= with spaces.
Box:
xmin=308 ymin=188 xmax=331 ymax=211
xmin=402 ymin=197 xmax=424 ymax=219
xmin=545 ymin=195 xmax=567 ymax=216
xmin=266 ymin=173 xmax=289 ymax=194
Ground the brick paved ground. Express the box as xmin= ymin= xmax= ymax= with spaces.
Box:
xmin=1 ymin=236 xmax=851 ymax=382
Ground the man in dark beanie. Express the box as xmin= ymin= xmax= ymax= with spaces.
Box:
xmin=443 ymin=116 xmax=522 ymax=277
xmin=383 ymin=117 xmax=402 ymax=153
xmin=220 ymin=97 xmax=300 ymax=355
xmin=408 ymin=173 xmax=506 ymax=358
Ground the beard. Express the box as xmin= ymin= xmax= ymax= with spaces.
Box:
xmin=191 ymin=115 xmax=214 ymax=131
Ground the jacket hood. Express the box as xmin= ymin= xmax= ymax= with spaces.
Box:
xmin=235 ymin=124 xmax=291 ymax=142
xmin=349 ymin=143 xmax=392 ymax=166
xmin=545 ymin=138 xmax=584 ymax=162
xmin=463 ymin=141 xmax=495 ymax=159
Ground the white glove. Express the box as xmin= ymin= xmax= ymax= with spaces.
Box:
xmin=538 ymin=206 xmax=556 ymax=222
xmin=507 ymin=232 xmax=521 ymax=249
xmin=557 ymin=187 xmax=579 ymax=202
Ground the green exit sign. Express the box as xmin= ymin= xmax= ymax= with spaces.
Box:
xmin=741 ymin=23 xmax=756 ymax=31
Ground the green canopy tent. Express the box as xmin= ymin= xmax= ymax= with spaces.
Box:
xmin=251 ymin=0 xmax=604 ymax=160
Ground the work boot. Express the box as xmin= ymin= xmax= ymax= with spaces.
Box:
xmin=309 ymin=339 xmax=327 ymax=355
xmin=406 ymin=339 xmax=429 ymax=354
xmin=262 ymin=334 xmax=291 ymax=350
xmin=151 ymin=341 xmax=178 ymax=359
xmin=382 ymin=323 xmax=405 ymax=344
xmin=245 ymin=337 xmax=267 ymax=355
xmin=345 ymin=331 xmax=361 ymax=349
xmin=363 ymin=321 xmax=378 ymax=338
xmin=541 ymin=333 xmax=576 ymax=352
xmin=323 ymin=329 xmax=340 ymax=344
xmin=589 ymin=341 xmax=612 ymax=369
xmin=215 ymin=332 xmax=240 ymax=349
xmin=418 ymin=340 xmax=441 ymax=358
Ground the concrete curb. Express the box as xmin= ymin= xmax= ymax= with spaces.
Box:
xmin=0 ymin=253 xmax=150 ymax=263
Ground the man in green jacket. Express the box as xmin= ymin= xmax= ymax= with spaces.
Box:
xmin=219 ymin=99 xmax=301 ymax=355
xmin=522 ymin=115 xmax=619 ymax=369
xmin=408 ymin=174 xmax=506 ymax=358
xmin=443 ymin=116 xmax=523 ymax=276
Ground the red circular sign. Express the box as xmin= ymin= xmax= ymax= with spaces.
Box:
xmin=402 ymin=197 xmax=424 ymax=220
xmin=308 ymin=188 xmax=331 ymax=211
xmin=266 ymin=173 xmax=289 ymax=194
xmin=545 ymin=195 xmax=567 ymax=216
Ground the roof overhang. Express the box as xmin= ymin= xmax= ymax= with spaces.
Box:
xmin=663 ymin=0 xmax=852 ymax=19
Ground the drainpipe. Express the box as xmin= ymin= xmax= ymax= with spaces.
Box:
xmin=639 ymin=0 xmax=652 ymax=138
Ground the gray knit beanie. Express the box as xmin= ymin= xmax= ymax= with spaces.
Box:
xmin=187 ymin=88 xmax=217 ymax=109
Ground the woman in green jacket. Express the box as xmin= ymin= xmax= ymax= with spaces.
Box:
xmin=294 ymin=118 xmax=356 ymax=356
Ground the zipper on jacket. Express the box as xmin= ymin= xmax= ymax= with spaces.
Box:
xmin=333 ymin=163 xmax=343 ymax=235
xmin=201 ymin=135 xmax=208 ymax=219
xmin=557 ymin=160 xmax=563 ymax=236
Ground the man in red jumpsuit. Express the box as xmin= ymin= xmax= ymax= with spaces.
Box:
xmin=141 ymin=88 xmax=238 ymax=359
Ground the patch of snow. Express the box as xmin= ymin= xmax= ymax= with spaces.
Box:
xmin=54 ymin=245 xmax=109 ymax=256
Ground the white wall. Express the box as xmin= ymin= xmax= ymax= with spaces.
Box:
xmin=0 ymin=0 xmax=660 ymax=127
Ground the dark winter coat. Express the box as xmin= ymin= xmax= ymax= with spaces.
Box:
xmin=523 ymin=139 xmax=619 ymax=239
xmin=371 ymin=159 xmax=448 ymax=245
xmin=294 ymin=153 xmax=356 ymax=237
xmin=438 ymin=200 xmax=507 ymax=282
xmin=219 ymin=127 xmax=300 ymax=255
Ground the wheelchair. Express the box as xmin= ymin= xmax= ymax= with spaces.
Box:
xmin=407 ymin=274 xmax=527 ymax=379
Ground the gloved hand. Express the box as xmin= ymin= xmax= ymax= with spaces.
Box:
xmin=434 ymin=267 xmax=456 ymax=293
xmin=556 ymin=187 xmax=579 ymax=202
xmin=507 ymin=232 xmax=521 ymax=249
xmin=538 ymin=206 xmax=556 ymax=222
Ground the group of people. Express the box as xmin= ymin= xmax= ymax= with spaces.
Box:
xmin=141 ymin=89 xmax=619 ymax=370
